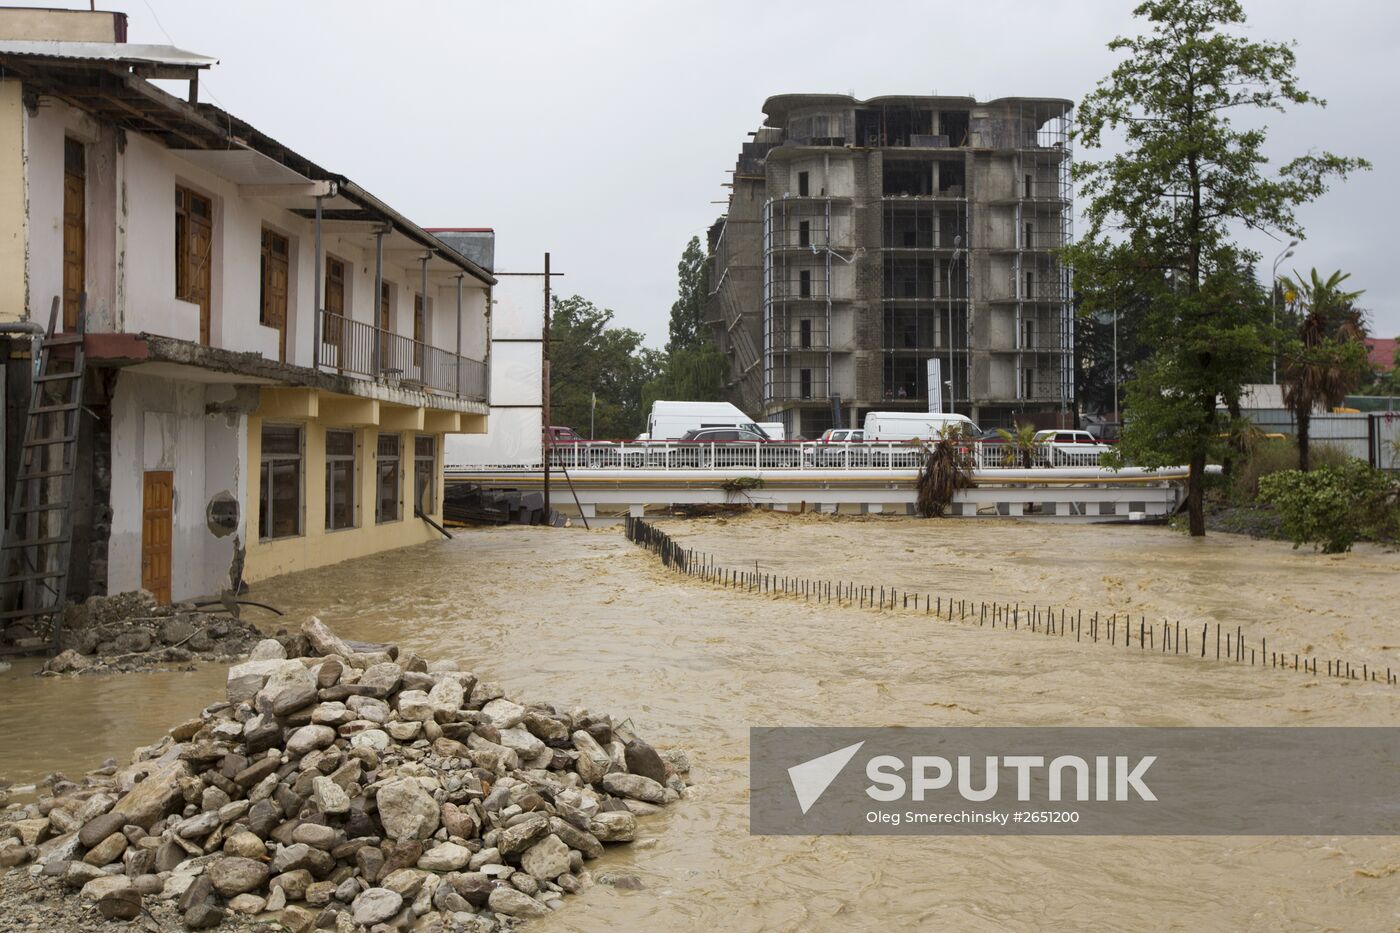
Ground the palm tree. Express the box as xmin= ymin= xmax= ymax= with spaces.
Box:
xmin=1278 ymin=269 xmax=1368 ymax=471
xmin=995 ymin=423 xmax=1042 ymax=468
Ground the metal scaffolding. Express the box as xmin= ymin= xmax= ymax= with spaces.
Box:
xmin=1011 ymin=102 xmax=1073 ymax=409
xmin=761 ymin=196 xmax=852 ymax=419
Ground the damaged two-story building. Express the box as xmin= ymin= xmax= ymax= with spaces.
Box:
xmin=0 ymin=8 xmax=493 ymax=645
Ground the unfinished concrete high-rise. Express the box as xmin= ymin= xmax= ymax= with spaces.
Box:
xmin=706 ymin=94 xmax=1074 ymax=437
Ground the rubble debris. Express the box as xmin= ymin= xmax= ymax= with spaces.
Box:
xmin=40 ymin=591 xmax=266 ymax=675
xmin=443 ymin=484 xmax=565 ymax=527
xmin=1 ymin=617 xmax=688 ymax=931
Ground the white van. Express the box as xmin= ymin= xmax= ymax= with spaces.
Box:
xmin=647 ymin=401 xmax=768 ymax=440
xmin=862 ymin=411 xmax=980 ymax=441
xmin=756 ymin=421 xmax=787 ymax=441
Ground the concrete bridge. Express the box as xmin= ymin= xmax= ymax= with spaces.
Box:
xmin=448 ymin=440 xmax=1188 ymax=522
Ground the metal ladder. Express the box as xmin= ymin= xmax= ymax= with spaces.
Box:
xmin=0 ymin=297 xmax=85 ymax=654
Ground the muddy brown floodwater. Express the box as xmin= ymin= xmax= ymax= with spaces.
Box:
xmin=2 ymin=514 xmax=1399 ymax=930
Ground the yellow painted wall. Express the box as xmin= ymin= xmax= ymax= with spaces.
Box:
xmin=243 ymin=405 xmax=449 ymax=583
xmin=0 ymin=81 xmax=25 ymax=323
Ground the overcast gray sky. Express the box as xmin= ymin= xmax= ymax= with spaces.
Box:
xmin=30 ymin=0 xmax=1400 ymax=341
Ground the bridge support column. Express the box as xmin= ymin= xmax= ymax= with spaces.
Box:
xmin=866 ymin=503 xmax=883 ymax=514
xmin=629 ymin=504 xmax=644 ymax=518
xmin=580 ymin=503 xmax=596 ymax=518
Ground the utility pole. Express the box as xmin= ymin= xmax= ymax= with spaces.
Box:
xmin=541 ymin=252 xmax=552 ymax=516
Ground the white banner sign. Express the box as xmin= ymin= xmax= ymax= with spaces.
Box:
xmin=926 ymin=358 xmax=942 ymax=414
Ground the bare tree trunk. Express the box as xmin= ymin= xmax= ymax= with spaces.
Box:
xmin=1297 ymin=407 xmax=1311 ymax=471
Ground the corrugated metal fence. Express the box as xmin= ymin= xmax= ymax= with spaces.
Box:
xmin=1241 ymin=411 xmax=1400 ymax=471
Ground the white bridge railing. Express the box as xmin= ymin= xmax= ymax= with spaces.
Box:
xmin=526 ymin=440 xmax=1110 ymax=472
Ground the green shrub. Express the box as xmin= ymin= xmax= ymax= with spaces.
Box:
xmin=1258 ymin=460 xmax=1398 ymax=552
xmin=1232 ymin=437 xmax=1351 ymax=502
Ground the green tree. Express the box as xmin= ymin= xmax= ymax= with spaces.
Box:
xmin=1066 ymin=0 xmax=1368 ymax=535
xmin=666 ymin=236 xmax=711 ymax=354
xmin=644 ymin=237 xmax=729 ymax=412
xmin=1277 ymin=269 xmax=1369 ymax=470
xmin=549 ymin=295 xmax=661 ymax=439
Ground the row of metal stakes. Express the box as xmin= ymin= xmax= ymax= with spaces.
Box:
xmin=623 ymin=517 xmax=1394 ymax=687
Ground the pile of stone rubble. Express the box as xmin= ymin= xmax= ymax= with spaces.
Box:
xmin=0 ymin=618 xmax=688 ymax=931
xmin=42 ymin=591 xmax=266 ymax=675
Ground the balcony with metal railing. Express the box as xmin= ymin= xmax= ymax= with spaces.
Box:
xmin=316 ymin=310 xmax=487 ymax=401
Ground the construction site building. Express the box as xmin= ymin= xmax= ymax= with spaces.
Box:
xmin=707 ymin=93 xmax=1075 ymax=437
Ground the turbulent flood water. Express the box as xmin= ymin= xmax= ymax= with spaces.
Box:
xmin=2 ymin=515 xmax=1399 ymax=930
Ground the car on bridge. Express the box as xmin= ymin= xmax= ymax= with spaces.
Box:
xmin=674 ymin=427 xmax=801 ymax=468
xmin=809 ymin=428 xmax=869 ymax=467
xmin=1032 ymin=429 xmax=1112 ymax=467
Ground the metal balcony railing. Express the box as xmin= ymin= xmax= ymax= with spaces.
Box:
xmin=317 ymin=310 xmax=487 ymax=401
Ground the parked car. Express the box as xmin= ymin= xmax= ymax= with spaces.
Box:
xmin=546 ymin=426 xmax=582 ymax=442
xmin=1032 ymin=429 xmax=1111 ymax=467
xmin=811 ymin=428 xmax=869 ymax=467
xmin=675 ymin=426 xmax=798 ymax=468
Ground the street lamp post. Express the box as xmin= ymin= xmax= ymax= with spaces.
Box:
xmin=947 ymin=235 xmax=963 ymax=414
xmin=1271 ymin=240 xmax=1298 ymax=384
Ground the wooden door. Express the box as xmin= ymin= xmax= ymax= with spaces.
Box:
xmin=413 ymin=293 xmax=425 ymax=369
xmin=62 ymin=139 xmax=85 ymax=330
xmin=324 ymin=256 xmax=345 ymax=369
xmin=260 ymin=229 xmax=289 ymax=361
xmin=141 ymin=471 xmax=173 ymax=604
xmin=176 ymin=186 xmax=213 ymax=344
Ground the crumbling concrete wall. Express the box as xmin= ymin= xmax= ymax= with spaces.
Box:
xmin=107 ymin=370 xmax=248 ymax=602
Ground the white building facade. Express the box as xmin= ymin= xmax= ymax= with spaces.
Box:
xmin=0 ymin=11 xmax=493 ymax=604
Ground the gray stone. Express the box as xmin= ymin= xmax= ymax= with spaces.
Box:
xmin=184 ymin=901 xmax=226 ymax=929
xmin=590 ymin=810 xmax=637 ymax=842
xmin=62 ymin=860 xmax=104 ymax=889
xmin=175 ymin=810 xmax=220 ymax=839
xmin=359 ymin=662 xmax=404 ymax=696
xmin=112 ymin=759 xmax=191 ymax=828
xmin=78 ymin=810 xmax=128 ymax=848
xmin=97 ymin=886 xmax=143 ymax=920
xmin=426 ymin=678 xmax=464 ymax=719
xmin=82 ymin=831 xmax=127 ymax=866
xmin=272 ymin=683 xmax=319 ymax=716
xmin=487 ymin=885 xmax=549 ymax=918
xmin=207 ymin=855 xmax=270 ymax=896
xmin=302 ymin=617 xmax=354 ymax=657
xmin=548 ymin=817 xmax=602 ymax=859
xmin=113 ymin=630 xmax=152 ymax=653
xmin=417 ymin=841 xmax=471 ymax=872
xmin=496 ymin=816 xmax=548 ymax=857
xmin=227 ymin=892 xmax=267 ymax=915
xmin=572 ymin=730 xmax=612 ymax=784
xmin=80 ymin=874 xmax=132 ymax=900
xmin=520 ymin=834 xmax=571 ymax=882
xmin=448 ymin=871 xmax=493 ymax=907
xmin=286 ymin=724 xmax=337 ymax=757
xmin=467 ymin=847 xmax=500 ymax=871
xmin=292 ymin=821 xmax=340 ymax=850
xmin=351 ymin=887 xmax=404 ymax=926
xmin=375 ymin=778 xmax=440 ymax=840
xmin=624 ymin=738 xmax=669 ymax=785
xmin=601 ymin=772 xmax=666 ymax=804
xmin=480 ymin=698 xmax=525 ymax=729
xmin=249 ymin=638 xmax=287 ymax=660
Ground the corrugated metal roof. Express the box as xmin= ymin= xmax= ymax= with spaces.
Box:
xmin=0 ymin=40 xmax=216 ymax=68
